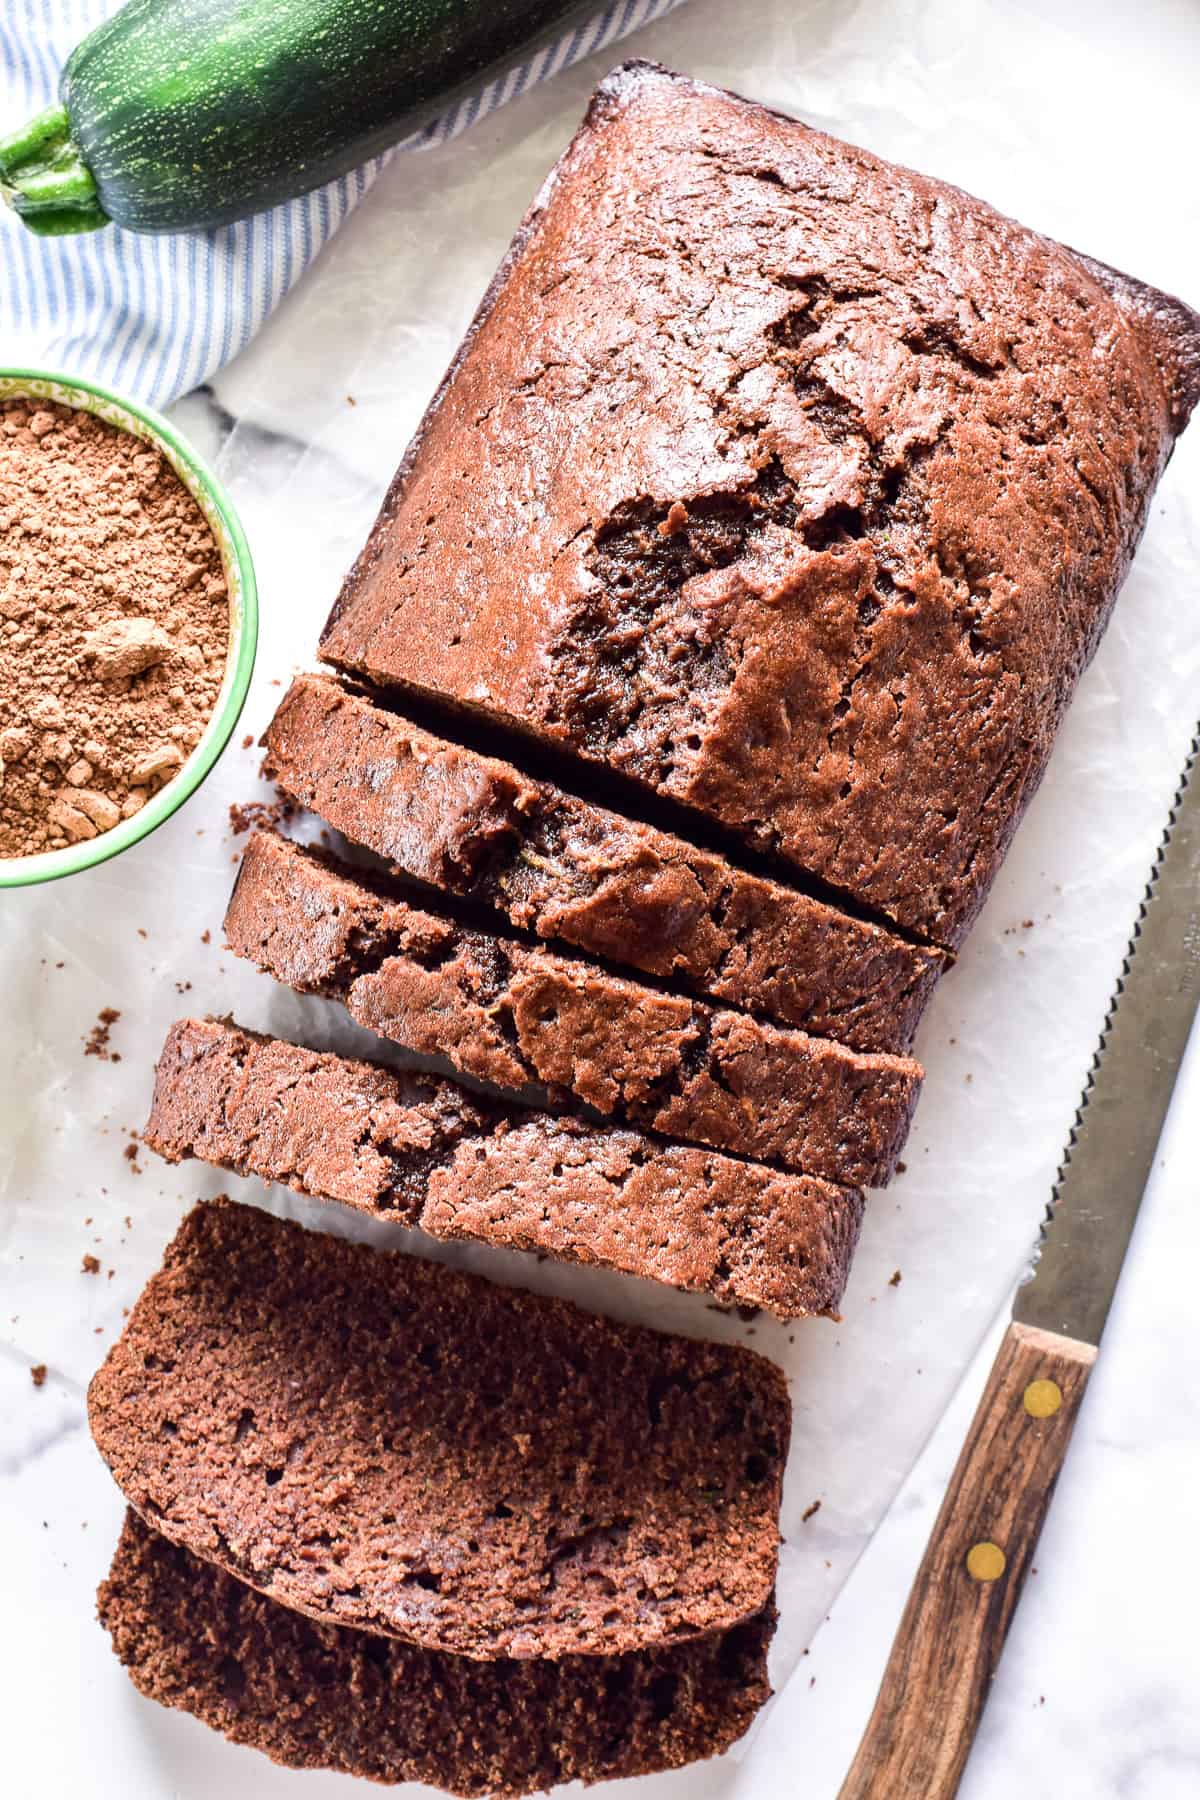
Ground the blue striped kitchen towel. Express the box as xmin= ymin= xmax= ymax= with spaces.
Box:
xmin=0 ymin=0 xmax=688 ymax=408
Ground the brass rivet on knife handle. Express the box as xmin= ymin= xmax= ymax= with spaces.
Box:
xmin=1023 ymin=1378 xmax=1063 ymax=1418
xmin=965 ymin=1541 xmax=1006 ymax=1582
xmin=838 ymin=1321 xmax=1095 ymax=1800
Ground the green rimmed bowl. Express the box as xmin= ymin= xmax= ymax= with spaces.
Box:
xmin=0 ymin=368 xmax=257 ymax=888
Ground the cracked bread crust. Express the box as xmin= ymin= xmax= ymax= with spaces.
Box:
xmin=99 ymin=1511 xmax=776 ymax=1798
xmin=88 ymin=1197 xmax=791 ymax=1661
xmin=225 ymin=829 xmax=921 ymax=1184
xmin=142 ymin=1017 xmax=866 ymax=1320
xmin=263 ymin=674 xmax=944 ymax=1053
xmin=320 ymin=61 xmax=1200 ymax=949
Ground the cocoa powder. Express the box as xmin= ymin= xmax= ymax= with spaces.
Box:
xmin=0 ymin=400 xmax=229 ymax=857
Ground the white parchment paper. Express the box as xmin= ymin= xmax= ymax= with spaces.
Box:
xmin=2 ymin=1 xmax=1198 ymax=1794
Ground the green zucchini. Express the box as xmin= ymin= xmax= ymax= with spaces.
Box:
xmin=0 ymin=0 xmax=597 ymax=235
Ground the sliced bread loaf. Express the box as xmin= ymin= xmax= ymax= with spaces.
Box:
xmin=319 ymin=62 xmax=1200 ymax=948
xmin=225 ymin=829 xmax=922 ymax=1185
xmin=261 ymin=673 xmax=943 ymax=1052
xmin=142 ymin=1017 xmax=864 ymax=1320
xmin=89 ymin=1197 xmax=791 ymax=1660
xmin=99 ymin=1510 xmax=775 ymax=1797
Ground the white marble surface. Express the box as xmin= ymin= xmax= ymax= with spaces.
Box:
xmin=2 ymin=0 xmax=1199 ymax=1795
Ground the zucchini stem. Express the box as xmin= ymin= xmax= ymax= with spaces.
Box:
xmin=15 ymin=200 xmax=111 ymax=237
xmin=0 ymin=104 xmax=70 ymax=175
xmin=0 ymin=103 xmax=109 ymax=232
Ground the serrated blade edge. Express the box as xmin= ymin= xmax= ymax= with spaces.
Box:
xmin=1014 ymin=731 xmax=1200 ymax=1345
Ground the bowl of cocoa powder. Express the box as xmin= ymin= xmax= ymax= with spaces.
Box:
xmin=0 ymin=369 xmax=257 ymax=885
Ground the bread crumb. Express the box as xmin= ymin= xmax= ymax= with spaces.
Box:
xmin=801 ymin=1499 xmax=822 ymax=1523
xmin=83 ymin=1006 xmax=121 ymax=1060
xmin=30 ymin=1363 xmax=47 ymax=1387
xmin=82 ymin=1253 xmax=100 ymax=1274
xmin=228 ymin=794 xmax=295 ymax=836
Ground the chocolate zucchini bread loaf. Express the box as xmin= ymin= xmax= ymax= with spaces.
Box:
xmin=100 ymin=1511 xmax=776 ymax=1797
xmin=320 ymin=60 xmax=1200 ymax=949
xmin=143 ymin=1017 xmax=864 ymax=1319
xmin=262 ymin=674 xmax=943 ymax=1051
xmin=226 ymin=830 xmax=922 ymax=1183
xmin=89 ymin=1197 xmax=790 ymax=1660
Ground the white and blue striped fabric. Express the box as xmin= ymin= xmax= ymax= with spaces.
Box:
xmin=0 ymin=0 xmax=687 ymax=407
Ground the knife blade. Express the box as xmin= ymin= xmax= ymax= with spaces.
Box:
xmin=1015 ymin=732 xmax=1200 ymax=1345
xmin=840 ymin=730 xmax=1200 ymax=1800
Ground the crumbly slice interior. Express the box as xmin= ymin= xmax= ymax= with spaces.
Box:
xmin=225 ymin=829 xmax=922 ymax=1184
xmin=263 ymin=673 xmax=944 ymax=1052
xmin=142 ymin=1016 xmax=866 ymax=1320
xmin=99 ymin=1510 xmax=777 ymax=1799
xmin=89 ymin=1196 xmax=791 ymax=1660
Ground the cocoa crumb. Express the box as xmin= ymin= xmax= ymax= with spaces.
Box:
xmin=81 ymin=1253 xmax=100 ymax=1274
xmin=228 ymin=794 xmax=295 ymax=836
xmin=895 ymin=1159 xmax=907 ymax=1174
xmin=801 ymin=1499 xmax=822 ymax=1523
xmin=123 ymin=1140 xmax=141 ymax=1172
xmin=83 ymin=1006 xmax=121 ymax=1059
xmin=0 ymin=399 xmax=228 ymax=858
xmin=888 ymin=1269 xmax=902 ymax=1287
xmin=200 ymin=930 xmax=210 ymax=945
xmin=30 ymin=1364 xmax=46 ymax=1387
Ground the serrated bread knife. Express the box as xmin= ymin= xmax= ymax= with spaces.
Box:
xmin=839 ymin=735 xmax=1200 ymax=1799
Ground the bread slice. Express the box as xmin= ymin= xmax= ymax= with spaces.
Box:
xmin=142 ymin=1017 xmax=864 ymax=1321
xmin=89 ymin=1197 xmax=791 ymax=1660
xmin=225 ymin=829 xmax=922 ymax=1185
xmin=319 ymin=61 xmax=1200 ymax=949
xmin=99 ymin=1510 xmax=776 ymax=1797
xmin=261 ymin=673 xmax=943 ymax=1052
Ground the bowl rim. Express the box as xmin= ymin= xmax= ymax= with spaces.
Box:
xmin=0 ymin=365 xmax=258 ymax=888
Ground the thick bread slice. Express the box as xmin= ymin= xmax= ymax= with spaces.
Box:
xmin=88 ymin=1197 xmax=791 ymax=1660
xmin=99 ymin=1511 xmax=776 ymax=1798
xmin=142 ymin=1017 xmax=865 ymax=1321
xmin=226 ymin=830 xmax=922 ymax=1185
xmin=319 ymin=61 xmax=1200 ymax=949
xmin=261 ymin=673 xmax=943 ymax=1053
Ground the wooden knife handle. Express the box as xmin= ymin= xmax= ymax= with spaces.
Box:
xmin=838 ymin=1320 xmax=1096 ymax=1800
